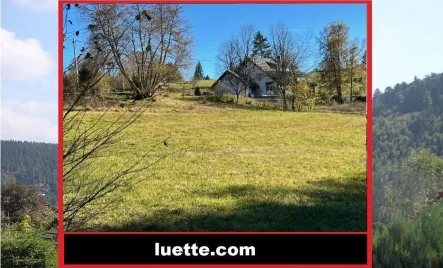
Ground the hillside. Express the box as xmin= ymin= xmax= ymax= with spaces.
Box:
xmin=373 ymin=73 xmax=443 ymax=222
xmin=373 ymin=73 xmax=443 ymax=267
xmin=1 ymin=140 xmax=58 ymax=205
xmin=167 ymin=79 xmax=216 ymax=93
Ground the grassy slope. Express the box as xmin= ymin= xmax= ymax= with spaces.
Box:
xmin=68 ymin=96 xmax=366 ymax=231
xmin=168 ymin=80 xmax=216 ymax=91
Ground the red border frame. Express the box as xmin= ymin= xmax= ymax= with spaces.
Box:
xmin=58 ymin=1 xmax=373 ymax=267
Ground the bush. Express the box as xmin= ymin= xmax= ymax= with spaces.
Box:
xmin=1 ymin=180 xmax=53 ymax=227
xmin=294 ymin=98 xmax=316 ymax=112
xmin=373 ymin=206 xmax=443 ymax=268
xmin=215 ymin=93 xmax=235 ymax=103
xmin=1 ymin=225 xmax=57 ymax=268
xmin=194 ymin=87 xmax=201 ymax=96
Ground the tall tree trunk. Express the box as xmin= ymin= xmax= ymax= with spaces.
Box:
xmin=350 ymin=74 xmax=353 ymax=104
xmin=338 ymin=84 xmax=343 ymax=104
xmin=337 ymin=69 xmax=343 ymax=104
xmin=282 ymin=89 xmax=287 ymax=111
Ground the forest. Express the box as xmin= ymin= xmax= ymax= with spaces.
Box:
xmin=1 ymin=140 xmax=58 ymax=267
xmin=1 ymin=140 xmax=58 ymax=205
xmin=373 ymin=73 xmax=443 ymax=267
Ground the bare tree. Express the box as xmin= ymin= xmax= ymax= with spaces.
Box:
xmin=216 ymin=40 xmax=245 ymax=102
xmin=235 ymin=25 xmax=256 ymax=97
xmin=79 ymin=4 xmax=193 ymax=100
xmin=217 ymin=39 xmax=240 ymax=73
xmin=318 ymin=21 xmax=349 ymax=104
xmin=216 ymin=25 xmax=256 ymax=101
xmin=62 ymin=4 xmax=185 ymax=231
xmin=269 ymin=23 xmax=315 ymax=110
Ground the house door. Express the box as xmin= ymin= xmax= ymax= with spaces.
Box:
xmin=249 ymin=82 xmax=260 ymax=98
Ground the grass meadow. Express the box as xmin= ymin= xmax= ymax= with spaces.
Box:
xmin=65 ymin=95 xmax=366 ymax=231
xmin=168 ymin=80 xmax=216 ymax=91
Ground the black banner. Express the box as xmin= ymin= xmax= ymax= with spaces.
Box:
xmin=64 ymin=233 xmax=367 ymax=264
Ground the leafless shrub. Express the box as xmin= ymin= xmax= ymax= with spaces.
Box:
xmin=62 ymin=3 xmax=189 ymax=231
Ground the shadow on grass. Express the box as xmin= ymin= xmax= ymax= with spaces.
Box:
xmin=99 ymin=175 xmax=366 ymax=232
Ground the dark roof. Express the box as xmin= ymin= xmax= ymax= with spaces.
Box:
xmin=247 ymin=57 xmax=305 ymax=80
xmin=42 ymin=229 xmax=58 ymax=240
xmin=214 ymin=57 xmax=318 ymax=87
xmin=211 ymin=69 xmax=242 ymax=88
xmin=248 ymin=57 xmax=277 ymax=73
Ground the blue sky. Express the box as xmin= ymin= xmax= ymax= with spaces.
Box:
xmin=2 ymin=0 xmax=443 ymax=143
xmin=185 ymin=4 xmax=366 ymax=79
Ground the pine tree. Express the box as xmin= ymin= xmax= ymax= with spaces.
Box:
xmin=252 ymin=31 xmax=272 ymax=58
xmin=194 ymin=87 xmax=201 ymax=96
xmin=204 ymin=75 xmax=210 ymax=80
xmin=193 ymin=61 xmax=204 ymax=80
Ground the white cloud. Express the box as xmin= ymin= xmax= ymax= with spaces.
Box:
xmin=41 ymin=78 xmax=58 ymax=94
xmin=1 ymin=98 xmax=57 ymax=143
xmin=12 ymin=0 xmax=58 ymax=12
xmin=0 ymin=28 xmax=54 ymax=82
xmin=374 ymin=0 xmax=443 ymax=91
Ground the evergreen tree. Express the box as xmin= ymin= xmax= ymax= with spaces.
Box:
xmin=1 ymin=140 xmax=57 ymax=206
xmin=373 ymin=72 xmax=443 ymax=266
xmin=78 ymin=62 xmax=93 ymax=85
xmin=204 ymin=75 xmax=210 ymax=80
xmin=252 ymin=31 xmax=272 ymax=58
xmin=193 ymin=61 xmax=204 ymax=80
xmin=194 ymin=87 xmax=201 ymax=96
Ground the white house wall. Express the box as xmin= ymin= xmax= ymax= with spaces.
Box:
xmin=215 ymin=61 xmax=277 ymax=97
xmin=248 ymin=63 xmax=275 ymax=96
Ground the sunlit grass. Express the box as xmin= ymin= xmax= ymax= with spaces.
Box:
xmin=65 ymin=96 xmax=366 ymax=231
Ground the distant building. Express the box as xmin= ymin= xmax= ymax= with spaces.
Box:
xmin=42 ymin=229 xmax=58 ymax=240
xmin=211 ymin=56 xmax=316 ymax=98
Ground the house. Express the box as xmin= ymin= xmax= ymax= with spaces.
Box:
xmin=211 ymin=56 xmax=317 ymax=98
xmin=210 ymin=69 xmax=245 ymax=96
xmin=42 ymin=228 xmax=58 ymax=240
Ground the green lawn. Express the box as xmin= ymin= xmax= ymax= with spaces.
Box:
xmin=168 ymin=79 xmax=216 ymax=91
xmin=65 ymin=97 xmax=366 ymax=231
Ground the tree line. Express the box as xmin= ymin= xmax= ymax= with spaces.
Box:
xmin=1 ymin=141 xmax=58 ymax=267
xmin=372 ymin=73 xmax=443 ymax=267
xmin=63 ymin=4 xmax=366 ymax=107
xmin=1 ymin=140 xmax=57 ymax=205
xmin=215 ymin=21 xmax=367 ymax=109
